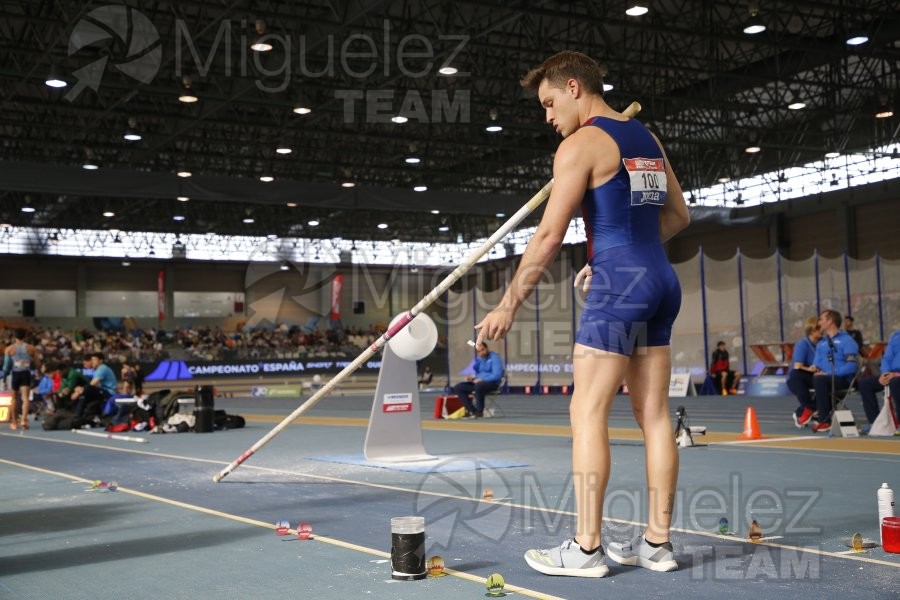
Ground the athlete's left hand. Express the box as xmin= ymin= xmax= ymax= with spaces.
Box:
xmin=475 ymin=308 xmax=515 ymax=345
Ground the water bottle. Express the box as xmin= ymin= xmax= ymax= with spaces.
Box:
xmin=877 ymin=483 xmax=895 ymax=546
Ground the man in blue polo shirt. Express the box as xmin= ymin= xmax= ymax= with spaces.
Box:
xmin=452 ymin=342 xmax=503 ymax=419
xmin=74 ymin=352 xmax=117 ymax=425
xmin=810 ymin=309 xmax=859 ymax=433
xmin=857 ymin=329 xmax=900 ymax=432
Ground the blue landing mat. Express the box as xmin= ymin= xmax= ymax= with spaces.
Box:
xmin=305 ymin=454 xmax=529 ymax=473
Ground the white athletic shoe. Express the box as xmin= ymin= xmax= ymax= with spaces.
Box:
xmin=524 ymin=539 xmax=609 ymax=577
xmin=606 ymin=535 xmax=678 ymax=572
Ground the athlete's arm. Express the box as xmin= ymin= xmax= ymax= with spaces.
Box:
xmin=650 ymin=133 xmax=690 ymax=242
xmin=29 ymin=345 xmax=41 ymax=370
xmin=476 ymin=134 xmax=592 ymax=342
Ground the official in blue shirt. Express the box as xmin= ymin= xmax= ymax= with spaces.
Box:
xmin=787 ymin=316 xmax=822 ymax=428
xmin=452 ymin=342 xmax=503 ymax=418
xmin=810 ymin=310 xmax=859 ymax=432
xmin=857 ymin=330 xmax=900 ymax=428
xmin=74 ymin=353 xmax=118 ymax=424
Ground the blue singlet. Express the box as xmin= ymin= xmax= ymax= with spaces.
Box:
xmin=575 ymin=117 xmax=682 ymax=355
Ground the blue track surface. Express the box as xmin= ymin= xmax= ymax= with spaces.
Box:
xmin=1 ymin=393 xmax=898 ymax=599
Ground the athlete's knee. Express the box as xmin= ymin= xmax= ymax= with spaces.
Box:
xmin=569 ymin=394 xmax=606 ymax=425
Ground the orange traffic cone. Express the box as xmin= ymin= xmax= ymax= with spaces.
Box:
xmin=738 ymin=406 xmax=766 ymax=440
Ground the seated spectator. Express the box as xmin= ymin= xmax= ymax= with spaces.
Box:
xmin=843 ymin=315 xmax=864 ymax=350
xmin=121 ymin=362 xmax=136 ymax=395
xmin=32 ymin=363 xmax=56 ymax=416
xmin=787 ymin=316 xmax=823 ymax=428
xmin=418 ymin=365 xmax=433 ymax=389
xmin=54 ymin=358 xmax=89 ymax=412
xmin=132 ymin=363 xmax=144 ymax=396
xmin=857 ymin=329 xmax=900 ymax=433
xmin=808 ymin=310 xmax=859 ymax=433
xmin=451 ymin=342 xmax=503 ymax=418
xmin=709 ymin=341 xmax=740 ymax=395
xmin=73 ymin=352 xmax=117 ymax=426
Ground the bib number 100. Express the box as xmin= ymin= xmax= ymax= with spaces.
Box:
xmin=641 ymin=172 xmax=661 ymax=189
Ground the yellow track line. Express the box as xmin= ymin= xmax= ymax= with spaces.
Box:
xmin=2 ymin=433 xmax=898 ymax=570
xmin=248 ymin=414 xmax=900 ymax=455
xmin=0 ymin=456 xmax=562 ymax=600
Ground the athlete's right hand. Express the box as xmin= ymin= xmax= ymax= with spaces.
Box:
xmin=475 ymin=307 xmax=515 ymax=346
xmin=573 ymin=264 xmax=592 ymax=292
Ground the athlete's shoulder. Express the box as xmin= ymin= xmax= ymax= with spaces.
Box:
xmin=555 ymin=125 xmax=616 ymax=163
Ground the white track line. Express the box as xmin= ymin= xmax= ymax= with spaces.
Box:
xmin=711 ymin=435 xmax=819 ymax=445
xmin=0 ymin=456 xmax=563 ymax=600
xmin=2 ymin=432 xmax=898 ymax=570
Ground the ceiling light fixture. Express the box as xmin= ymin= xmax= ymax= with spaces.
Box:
xmin=875 ymin=95 xmax=894 ymax=119
xmin=825 ymin=151 xmax=841 ymax=159
xmin=45 ymin=67 xmax=67 ymax=88
xmin=341 ymin=182 xmax=356 ymax=188
xmin=845 ymin=32 xmax=868 ymax=46
xmin=259 ymin=175 xmax=274 ymax=182
xmin=173 ymin=215 xmax=185 ymax=221
xmin=439 ymin=66 xmax=458 ymax=75
xmin=308 ymin=220 xmax=319 ymax=226
xmin=787 ymin=101 xmax=806 ymax=110
xmin=625 ymin=4 xmax=648 ymax=16
xmin=430 ymin=209 xmax=440 ymax=215
xmin=177 ymin=171 xmax=192 ymax=178
xmin=123 ymin=117 xmax=141 ymax=141
xmin=250 ymin=20 xmax=273 ymax=52
xmin=391 ymin=115 xmax=409 ymax=124
xmin=178 ymin=76 xmax=198 ymax=103
xmin=82 ymin=163 xmax=99 ymax=170
xmin=405 ymin=157 xmax=421 ymax=164
xmin=243 ymin=217 xmax=255 ymax=224
xmin=486 ymin=107 xmax=502 ymax=132
xmin=377 ymin=223 xmax=389 ymax=229
xmin=103 ymin=211 xmax=115 ymax=217
xmin=745 ymin=144 xmax=761 ymax=153
xmin=413 ymin=185 xmax=427 ymax=192
xmin=275 ymin=146 xmax=292 ymax=154
xmin=438 ymin=225 xmax=449 ymax=232
xmin=293 ymin=106 xmax=312 ymax=115
xmin=286 ymin=202 xmax=298 ymax=207
xmin=742 ymin=16 xmax=766 ymax=35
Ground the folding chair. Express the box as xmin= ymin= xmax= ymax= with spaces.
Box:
xmin=830 ymin=357 xmax=862 ymax=437
xmin=484 ymin=374 xmax=507 ymax=418
xmin=832 ymin=357 xmax=862 ymax=412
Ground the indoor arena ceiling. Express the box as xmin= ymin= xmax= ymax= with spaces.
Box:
xmin=0 ymin=0 xmax=898 ymax=243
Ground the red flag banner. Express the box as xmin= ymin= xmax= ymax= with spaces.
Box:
xmin=330 ymin=274 xmax=343 ymax=322
xmin=157 ymin=270 xmax=165 ymax=322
